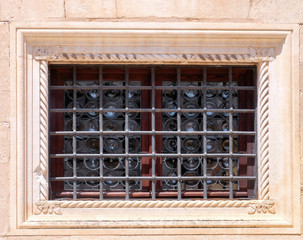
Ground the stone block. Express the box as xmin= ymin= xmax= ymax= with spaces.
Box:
xmin=0 ymin=0 xmax=64 ymax=20
xmin=69 ymin=235 xmax=302 ymax=240
xmin=0 ymin=23 xmax=9 ymax=46
xmin=65 ymin=0 xmax=117 ymax=18
xmin=0 ymin=23 xmax=10 ymax=122
xmin=300 ymin=61 xmax=303 ymax=124
xmin=0 ymin=63 xmax=10 ymax=93
xmin=64 ymin=0 xmax=251 ymax=19
xmin=249 ymin=0 xmax=303 ymax=23
xmin=0 ymin=163 xmax=9 ymax=235
xmin=7 ymin=237 xmax=69 ymax=240
xmin=115 ymin=0 xmax=251 ymax=19
xmin=0 ymin=48 xmax=10 ymax=95
xmin=0 ymin=91 xmax=10 ymax=122
xmin=0 ymin=121 xmax=9 ymax=162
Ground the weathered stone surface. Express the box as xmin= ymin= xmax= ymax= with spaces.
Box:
xmin=0 ymin=0 xmax=64 ymax=20
xmin=0 ymin=23 xmax=9 ymax=92
xmin=64 ymin=0 xmax=251 ymax=19
xmin=0 ymin=23 xmax=9 ymax=45
xmin=0 ymin=120 xmax=9 ymax=162
xmin=0 ymin=163 xmax=9 ymax=235
xmin=65 ymin=0 xmax=117 ymax=18
xmin=1 ymin=0 xmax=303 ymax=23
xmin=7 ymin=237 xmax=69 ymax=240
xmin=69 ymin=235 xmax=302 ymax=240
xmin=0 ymin=22 xmax=10 ymax=164
xmin=300 ymin=59 xmax=303 ymax=235
xmin=0 ymin=22 xmax=10 ymax=236
xmin=0 ymin=0 xmax=302 ymax=238
xmin=115 ymin=0 xmax=251 ymax=19
xmin=249 ymin=0 xmax=303 ymax=23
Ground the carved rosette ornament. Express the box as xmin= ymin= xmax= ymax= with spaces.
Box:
xmin=248 ymin=200 xmax=276 ymax=214
xmin=37 ymin=47 xmax=275 ymax=213
xmin=34 ymin=202 xmax=62 ymax=215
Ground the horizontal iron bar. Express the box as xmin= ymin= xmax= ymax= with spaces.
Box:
xmin=50 ymin=176 xmax=256 ymax=181
xmin=50 ymin=130 xmax=256 ymax=136
xmin=50 ymin=153 xmax=256 ymax=158
xmin=50 ymin=108 xmax=256 ymax=113
xmin=49 ymin=85 xmax=256 ymax=91
xmin=50 ymin=85 xmax=152 ymax=90
xmin=56 ymin=191 xmax=249 ymax=198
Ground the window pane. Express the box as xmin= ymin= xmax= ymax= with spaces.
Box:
xmin=49 ymin=65 xmax=257 ymax=200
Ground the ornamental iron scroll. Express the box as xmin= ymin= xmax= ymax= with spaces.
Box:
xmin=38 ymin=48 xmax=274 ymax=210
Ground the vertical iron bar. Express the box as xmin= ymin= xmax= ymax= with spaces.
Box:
xmin=228 ymin=67 xmax=234 ymax=199
xmin=202 ymin=67 xmax=207 ymax=199
xmin=99 ymin=66 xmax=104 ymax=200
xmin=72 ymin=66 xmax=77 ymax=200
xmin=177 ymin=68 xmax=182 ymax=200
xmin=124 ymin=67 xmax=130 ymax=200
xmin=253 ymin=66 xmax=258 ymax=199
xmin=151 ymin=67 xmax=156 ymax=199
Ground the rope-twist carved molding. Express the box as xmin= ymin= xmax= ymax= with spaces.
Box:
xmin=258 ymin=61 xmax=270 ymax=200
xmin=36 ymin=50 xmax=273 ymax=206
xmin=36 ymin=200 xmax=275 ymax=214
xmin=35 ymin=47 xmax=275 ymax=63
xmin=58 ymin=200 xmax=252 ymax=208
xmin=39 ymin=60 xmax=49 ymax=201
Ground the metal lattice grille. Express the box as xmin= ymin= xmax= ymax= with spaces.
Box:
xmin=49 ymin=65 xmax=257 ymax=200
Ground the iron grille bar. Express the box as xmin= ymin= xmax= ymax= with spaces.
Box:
xmin=151 ymin=67 xmax=156 ymax=199
xmin=50 ymin=85 xmax=255 ymax=91
xmin=202 ymin=67 xmax=207 ymax=199
xmin=50 ymin=108 xmax=256 ymax=113
xmin=72 ymin=66 xmax=77 ymax=200
xmin=50 ymin=130 xmax=256 ymax=136
xmin=49 ymin=65 xmax=257 ymax=200
xmin=177 ymin=68 xmax=182 ymax=200
xmin=228 ymin=67 xmax=234 ymax=199
xmin=99 ymin=66 xmax=104 ymax=200
xmin=51 ymin=153 xmax=256 ymax=158
xmin=253 ymin=67 xmax=258 ymax=199
xmin=124 ymin=67 xmax=130 ymax=200
xmin=50 ymin=176 xmax=256 ymax=181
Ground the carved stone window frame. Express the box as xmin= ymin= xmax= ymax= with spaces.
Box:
xmin=9 ymin=22 xmax=300 ymax=235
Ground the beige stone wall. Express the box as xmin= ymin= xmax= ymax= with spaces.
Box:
xmin=0 ymin=0 xmax=302 ymax=239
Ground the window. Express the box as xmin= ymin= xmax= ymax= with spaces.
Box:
xmin=49 ymin=65 xmax=256 ymax=200
xmin=12 ymin=23 xmax=299 ymax=234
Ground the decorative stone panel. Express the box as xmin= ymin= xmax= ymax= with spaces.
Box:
xmin=10 ymin=22 xmax=300 ymax=235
